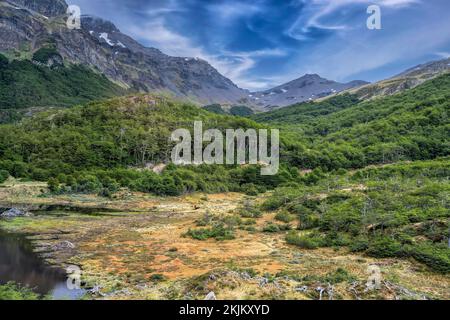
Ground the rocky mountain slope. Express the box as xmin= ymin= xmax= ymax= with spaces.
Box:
xmin=0 ymin=0 xmax=248 ymax=105
xmin=248 ymin=74 xmax=368 ymax=110
xmin=347 ymin=57 xmax=450 ymax=100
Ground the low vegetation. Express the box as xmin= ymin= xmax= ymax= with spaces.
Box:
xmin=263 ymin=159 xmax=450 ymax=273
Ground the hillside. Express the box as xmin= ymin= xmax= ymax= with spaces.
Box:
xmin=253 ymin=74 xmax=450 ymax=170
xmin=0 ymin=94 xmax=294 ymax=196
xmin=0 ymin=52 xmax=126 ymax=123
xmin=346 ymin=58 xmax=450 ymax=100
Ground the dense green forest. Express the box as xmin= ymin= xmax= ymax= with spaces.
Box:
xmin=0 ymin=74 xmax=449 ymax=197
xmin=202 ymin=104 xmax=254 ymax=116
xmin=0 ymin=95 xmax=296 ymax=196
xmin=0 ymin=53 xmax=126 ymax=123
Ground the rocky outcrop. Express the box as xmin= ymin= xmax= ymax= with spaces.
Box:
xmin=6 ymin=0 xmax=68 ymax=17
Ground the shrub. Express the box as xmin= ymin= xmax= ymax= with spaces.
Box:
xmin=32 ymin=47 xmax=62 ymax=65
xmin=404 ymin=243 xmax=450 ymax=273
xmin=241 ymin=183 xmax=259 ymax=196
xmin=47 ymin=178 xmax=60 ymax=193
xmin=0 ymin=170 xmax=9 ymax=183
xmin=275 ymin=211 xmax=295 ymax=223
xmin=285 ymin=231 xmax=322 ymax=249
xmin=186 ymin=224 xmax=235 ymax=241
xmin=0 ymin=282 xmax=40 ymax=300
xmin=150 ymin=274 xmax=166 ymax=282
xmin=349 ymin=236 xmax=369 ymax=252
xmin=239 ymin=206 xmax=263 ymax=218
xmin=366 ymin=236 xmax=403 ymax=258
xmin=263 ymin=223 xmax=280 ymax=233
xmin=0 ymin=54 xmax=8 ymax=67
xmin=325 ymin=268 xmax=356 ymax=284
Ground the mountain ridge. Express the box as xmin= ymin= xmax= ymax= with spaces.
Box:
xmin=247 ymin=74 xmax=368 ymax=110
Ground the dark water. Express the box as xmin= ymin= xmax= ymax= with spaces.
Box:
xmin=0 ymin=229 xmax=85 ymax=300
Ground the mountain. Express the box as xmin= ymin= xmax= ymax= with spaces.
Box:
xmin=348 ymin=57 xmax=450 ymax=100
xmin=0 ymin=0 xmax=248 ymax=105
xmin=247 ymin=74 xmax=368 ymax=110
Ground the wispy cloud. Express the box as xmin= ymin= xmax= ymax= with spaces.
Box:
xmin=126 ymin=17 xmax=287 ymax=90
xmin=68 ymin=0 xmax=450 ymax=89
xmin=287 ymin=0 xmax=420 ymax=39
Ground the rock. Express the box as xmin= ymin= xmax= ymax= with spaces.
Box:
xmin=8 ymin=0 xmax=68 ymax=17
xmin=52 ymin=240 xmax=75 ymax=251
xmin=204 ymin=291 xmax=216 ymax=300
xmin=295 ymin=286 xmax=308 ymax=293
xmin=259 ymin=277 xmax=269 ymax=287
xmin=0 ymin=208 xmax=32 ymax=217
xmin=209 ymin=274 xmax=217 ymax=281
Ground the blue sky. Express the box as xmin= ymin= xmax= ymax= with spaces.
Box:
xmin=67 ymin=0 xmax=450 ymax=90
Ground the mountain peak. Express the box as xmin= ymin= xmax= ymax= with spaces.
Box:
xmin=249 ymin=73 xmax=367 ymax=110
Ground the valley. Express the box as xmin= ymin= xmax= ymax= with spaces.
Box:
xmin=1 ymin=178 xmax=449 ymax=300
xmin=0 ymin=0 xmax=449 ymax=303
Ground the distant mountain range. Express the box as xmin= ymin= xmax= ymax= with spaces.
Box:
xmin=247 ymin=74 xmax=368 ymax=110
xmin=1 ymin=0 xmax=449 ymax=112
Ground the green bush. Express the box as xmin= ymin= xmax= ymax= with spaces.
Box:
xmin=0 ymin=282 xmax=40 ymax=300
xmin=47 ymin=177 xmax=60 ymax=193
xmin=186 ymin=224 xmax=235 ymax=241
xmin=349 ymin=236 xmax=369 ymax=252
xmin=366 ymin=236 xmax=403 ymax=258
xmin=404 ymin=243 xmax=450 ymax=274
xmin=0 ymin=169 xmax=9 ymax=183
xmin=275 ymin=211 xmax=295 ymax=223
xmin=324 ymin=268 xmax=356 ymax=284
xmin=263 ymin=223 xmax=281 ymax=233
xmin=286 ymin=231 xmax=322 ymax=249
xmin=0 ymin=53 xmax=8 ymax=67
xmin=150 ymin=274 xmax=166 ymax=282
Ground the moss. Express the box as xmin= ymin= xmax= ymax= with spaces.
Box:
xmin=0 ymin=282 xmax=40 ymax=300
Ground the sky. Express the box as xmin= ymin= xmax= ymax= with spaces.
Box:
xmin=67 ymin=0 xmax=450 ymax=90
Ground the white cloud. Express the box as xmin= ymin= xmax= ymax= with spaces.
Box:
xmin=206 ymin=1 xmax=263 ymax=22
xmin=283 ymin=6 xmax=450 ymax=82
xmin=435 ymin=52 xmax=450 ymax=59
xmin=126 ymin=18 xmax=287 ymax=90
xmin=287 ymin=0 xmax=420 ymax=39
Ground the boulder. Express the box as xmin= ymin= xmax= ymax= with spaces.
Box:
xmin=52 ymin=240 xmax=75 ymax=251
xmin=204 ymin=291 xmax=216 ymax=300
xmin=0 ymin=208 xmax=32 ymax=217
